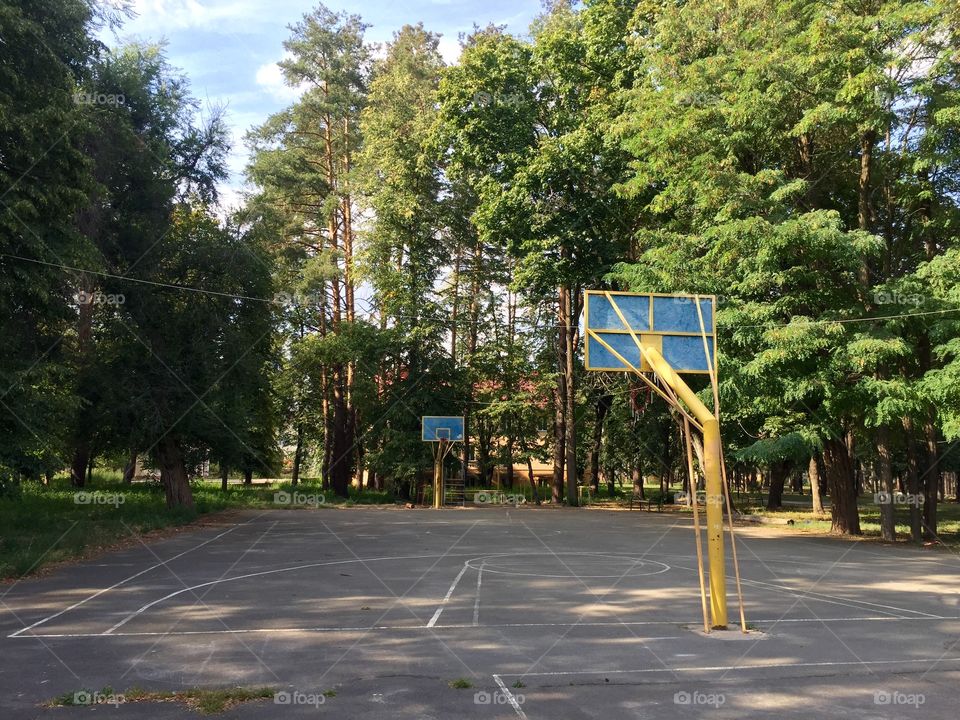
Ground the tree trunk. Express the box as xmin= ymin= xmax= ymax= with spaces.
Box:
xmin=822 ymin=436 xmax=860 ymax=535
xmin=70 ymin=443 xmax=90 ymax=488
xmin=69 ymin=280 xmax=96 ymax=489
xmin=243 ymin=468 xmax=253 ymax=485
xmin=563 ymin=285 xmax=578 ymax=506
xmin=122 ymin=450 xmax=138 ymax=484
xmin=354 ymin=431 xmax=364 ymax=489
xmin=766 ymin=461 xmax=788 ymax=510
xmin=157 ymin=435 xmax=194 ymax=509
xmin=876 ymin=427 xmax=896 ymax=541
xmin=321 ymin=381 xmax=333 ymax=491
xmin=342 ymin=117 xmax=355 ymax=325
xmin=463 ymin=407 xmax=473 ymax=490
xmin=552 ymin=293 xmax=566 ymax=504
xmin=220 ymin=462 xmax=228 ymax=492
xmin=526 ymin=456 xmax=540 ymax=505
xmin=450 ymin=239 xmax=462 ymax=359
xmin=588 ymin=394 xmax=612 ymax=495
xmin=791 ymin=473 xmax=803 ymax=494
xmin=632 ymin=457 xmax=644 ymax=499
xmin=329 ymin=375 xmax=352 ymax=498
xmin=291 ymin=423 xmax=304 ymax=487
xmin=552 ymin=394 xmax=564 ymax=503
xmin=903 ymin=417 xmax=923 ymax=542
xmin=477 ymin=422 xmax=493 ymax=487
xmin=922 ymin=415 xmax=939 ymax=540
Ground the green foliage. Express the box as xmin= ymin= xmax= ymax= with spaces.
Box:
xmin=737 ymin=433 xmax=811 ymax=466
xmin=3 ymin=0 xmax=960 ymax=532
xmin=356 ymin=24 xmax=446 ymax=337
xmin=119 ymin=206 xmax=277 ymax=474
xmin=0 ymin=0 xmax=96 ymax=479
xmin=919 ymin=245 xmax=960 ymax=439
xmin=608 ymin=0 xmax=960 ymax=532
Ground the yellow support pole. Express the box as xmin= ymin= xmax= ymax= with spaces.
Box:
xmin=694 ymin=298 xmax=747 ymax=633
xmin=683 ymin=416 xmax=711 ymax=634
xmin=701 ymin=418 xmax=728 ymax=628
xmin=645 ymin=347 xmax=728 ymax=629
xmin=433 ymin=439 xmax=447 ymax=509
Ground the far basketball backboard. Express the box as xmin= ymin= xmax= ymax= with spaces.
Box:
xmin=584 ymin=291 xmax=716 ymax=374
xmin=421 ymin=416 xmax=465 ymax=442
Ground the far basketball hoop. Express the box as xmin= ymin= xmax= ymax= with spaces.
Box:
xmin=422 ymin=416 xmax=465 ymax=508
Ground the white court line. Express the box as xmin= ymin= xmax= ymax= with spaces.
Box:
xmin=427 ymin=562 xmax=469 ymax=628
xmin=12 ymin=537 xmax=955 ymax=638
xmin=464 ymin=552 xmax=671 ymax=578
xmin=737 ymin=576 xmax=942 ymax=618
xmin=655 ymin=552 xmax=948 ymax=568
xmin=10 ymin=629 xmax=688 ymax=639
xmin=672 ymin=563 xmax=937 ymax=618
xmin=10 ymin=549 xmax=540 ymax=638
xmin=108 ymin=553 xmax=472 ymax=635
xmin=473 ymin=561 xmax=485 ymax=627
xmin=496 ymin=656 xmax=960 ymax=678
xmin=10 ymin=617 xmax=954 ymax=639
xmin=7 ymin=515 xmax=261 ymax=638
xmin=493 ymin=674 xmax=528 ymax=720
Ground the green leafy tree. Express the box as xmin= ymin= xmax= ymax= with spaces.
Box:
xmin=0 ymin=0 xmax=101 ymax=480
xmin=612 ymin=0 xmax=960 ymax=536
xmin=66 ymin=43 xmax=230 ymax=486
xmin=118 ymin=205 xmax=275 ymax=507
xmin=246 ymin=3 xmax=368 ymax=497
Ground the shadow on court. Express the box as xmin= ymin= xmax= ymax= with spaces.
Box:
xmin=2 ymin=507 xmax=958 ymax=718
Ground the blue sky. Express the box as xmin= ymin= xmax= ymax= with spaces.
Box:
xmin=102 ymin=0 xmax=542 ymax=208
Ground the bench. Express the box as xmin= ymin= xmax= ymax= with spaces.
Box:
xmin=628 ymin=494 xmax=663 ymax=511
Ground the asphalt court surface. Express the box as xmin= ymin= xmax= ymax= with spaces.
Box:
xmin=2 ymin=507 xmax=959 ymax=718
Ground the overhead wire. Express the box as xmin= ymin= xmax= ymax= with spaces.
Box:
xmin=4 ymin=252 xmax=959 ymax=329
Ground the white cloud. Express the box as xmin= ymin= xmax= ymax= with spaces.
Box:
xmin=254 ymin=57 xmax=306 ymax=103
xmin=103 ymin=0 xmax=542 ymax=209
xmin=124 ymin=0 xmax=263 ymax=31
xmin=437 ymin=35 xmax=462 ymax=64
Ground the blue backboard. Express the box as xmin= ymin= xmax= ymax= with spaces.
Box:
xmin=585 ymin=292 xmax=716 ymax=374
xmin=422 ymin=416 xmax=465 ymax=442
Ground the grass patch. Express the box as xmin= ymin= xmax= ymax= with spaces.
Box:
xmin=448 ymin=678 xmax=473 ymax=689
xmin=0 ymin=479 xmax=206 ymax=579
xmin=0 ymin=474 xmax=393 ymax=580
xmin=595 ymin=485 xmax=960 ymax=542
xmin=49 ymin=686 xmax=275 ymax=714
xmin=181 ymin=687 xmax=275 ymax=714
xmin=52 ymin=687 xmax=122 ymax=706
xmin=730 ymin=493 xmax=960 ymax=540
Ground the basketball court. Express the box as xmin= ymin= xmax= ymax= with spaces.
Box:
xmin=2 ymin=506 xmax=959 ymax=718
